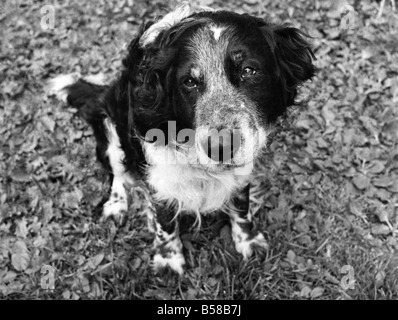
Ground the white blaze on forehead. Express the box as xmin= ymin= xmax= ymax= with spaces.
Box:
xmin=188 ymin=24 xmax=233 ymax=96
xmin=209 ymin=25 xmax=225 ymax=41
xmin=191 ymin=66 xmax=201 ymax=78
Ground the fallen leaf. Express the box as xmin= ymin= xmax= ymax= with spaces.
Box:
xmin=88 ymin=282 xmax=102 ymax=298
xmin=287 ymin=250 xmax=296 ymax=263
xmin=375 ymin=271 xmax=386 ymax=289
xmin=299 ymin=286 xmax=312 ymax=298
xmin=77 ymin=273 xmax=90 ymax=293
xmin=389 ymin=180 xmax=398 ymax=193
xmin=352 ymin=174 xmax=370 ymax=190
xmin=368 ymin=161 xmax=385 ymax=174
xmin=2 ymin=271 xmax=17 ymax=283
xmin=297 ymin=235 xmax=313 ymax=247
xmin=371 ymin=224 xmax=390 ymax=236
xmin=375 ymin=208 xmax=390 ymax=224
xmin=349 ymin=201 xmax=366 ymax=219
xmin=294 ymin=220 xmax=310 ymax=233
xmin=41 ymin=200 xmax=54 ymax=224
xmin=60 ymin=188 xmax=83 ymax=209
xmin=373 ymin=176 xmax=393 ymax=188
xmin=11 ymin=240 xmax=30 ymax=272
xmin=295 ymin=119 xmax=311 ymax=130
xmin=41 ymin=115 xmax=56 ymax=132
xmin=131 ymin=257 xmax=142 ymax=270
xmin=324 ymin=271 xmax=340 ymax=285
xmin=15 ymin=218 xmax=29 ymax=238
xmin=310 ymin=287 xmax=324 ymax=298
xmin=321 ymin=100 xmax=336 ymax=125
xmin=11 ymin=168 xmax=30 ymax=182
xmin=62 ymin=289 xmax=71 ymax=300
xmin=86 ymin=252 xmax=104 ymax=270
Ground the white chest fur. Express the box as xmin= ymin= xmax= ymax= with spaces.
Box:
xmin=143 ymin=143 xmax=250 ymax=214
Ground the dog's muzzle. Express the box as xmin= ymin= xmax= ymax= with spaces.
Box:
xmin=198 ymin=127 xmax=242 ymax=163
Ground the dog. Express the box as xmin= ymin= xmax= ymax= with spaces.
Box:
xmin=49 ymin=2 xmax=316 ymax=275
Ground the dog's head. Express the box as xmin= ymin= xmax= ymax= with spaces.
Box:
xmin=124 ymin=3 xmax=315 ymax=173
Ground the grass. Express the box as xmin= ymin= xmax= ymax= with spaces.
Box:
xmin=0 ymin=0 xmax=397 ymax=300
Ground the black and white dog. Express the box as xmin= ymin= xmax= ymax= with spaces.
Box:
xmin=49 ymin=3 xmax=315 ymax=274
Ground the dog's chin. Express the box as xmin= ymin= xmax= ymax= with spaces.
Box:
xmin=192 ymin=161 xmax=255 ymax=177
xmin=191 ymin=150 xmax=254 ymax=174
xmin=200 ymin=162 xmax=244 ymax=173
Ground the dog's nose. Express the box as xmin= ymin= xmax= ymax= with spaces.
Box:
xmin=200 ymin=128 xmax=241 ymax=162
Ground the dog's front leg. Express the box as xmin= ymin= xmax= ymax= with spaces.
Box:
xmin=227 ymin=184 xmax=268 ymax=259
xmin=147 ymin=200 xmax=185 ymax=275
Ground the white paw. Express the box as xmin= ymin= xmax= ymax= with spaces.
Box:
xmin=152 ymin=235 xmax=185 ymax=275
xmin=102 ymin=198 xmax=128 ymax=225
xmin=234 ymin=232 xmax=269 ymax=260
xmin=152 ymin=250 xmax=186 ymax=275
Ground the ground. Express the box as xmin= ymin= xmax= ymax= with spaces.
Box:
xmin=1 ymin=0 xmax=398 ymax=300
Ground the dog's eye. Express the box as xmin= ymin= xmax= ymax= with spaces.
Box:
xmin=183 ymin=77 xmax=198 ymax=88
xmin=241 ymin=67 xmax=257 ymax=79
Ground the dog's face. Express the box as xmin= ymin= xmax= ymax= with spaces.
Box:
xmin=126 ymin=8 xmax=315 ymax=173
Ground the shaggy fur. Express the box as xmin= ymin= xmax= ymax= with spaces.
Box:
xmin=49 ymin=2 xmax=316 ymax=274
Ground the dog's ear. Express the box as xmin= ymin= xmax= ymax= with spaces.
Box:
xmin=125 ymin=38 xmax=176 ymax=137
xmin=264 ymin=24 xmax=316 ymax=92
xmin=122 ymin=19 xmax=187 ymax=138
xmin=272 ymin=25 xmax=316 ymax=87
xmin=258 ymin=23 xmax=316 ymax=111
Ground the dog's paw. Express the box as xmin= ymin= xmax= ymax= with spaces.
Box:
xmin=101 ymin=198 xmax=128 ymax=226
xmin=233 ymin=231 xmax=269 ymax=260
xmin=152 ymin=250 xmax=186 ymax=276
xmin=151 ymin=237 xmax=186 ymax=275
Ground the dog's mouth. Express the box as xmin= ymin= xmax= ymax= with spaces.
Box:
xmin=194 ymin=124 xmax=263 ymax=166
xmin=166 ymin=120 xmax=268 ymax=174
